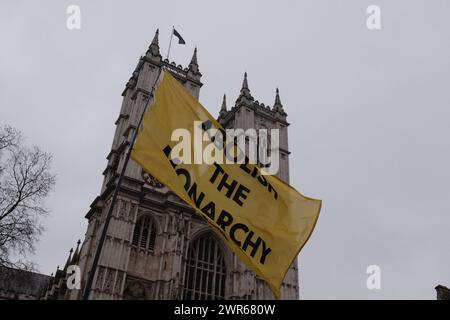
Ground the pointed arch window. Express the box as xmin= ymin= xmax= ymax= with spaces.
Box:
xmin=132 ymin=215 xmax=156 ymax=253
xmin=183 ymin=233 xmax=226 ymax=300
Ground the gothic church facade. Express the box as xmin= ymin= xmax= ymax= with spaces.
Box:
xmin=44 ymin=30 xmax=298 ymax=300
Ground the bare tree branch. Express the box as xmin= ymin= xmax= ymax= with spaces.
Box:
xmin=0 ymin=124 xmax=55 ymax=269
xmin=0 ymin=125 xmax=21 ymax=151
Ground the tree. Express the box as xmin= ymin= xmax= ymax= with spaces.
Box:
xmin=0 ymin=125 xmax=56 ymax=270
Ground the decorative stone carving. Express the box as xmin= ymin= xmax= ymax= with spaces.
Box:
xmin=142 ymin=169 xmax=164 ymax=188
xmin=123 ymin=280 xmax=146 ymax=300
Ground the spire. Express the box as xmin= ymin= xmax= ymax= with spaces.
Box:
xmin=221 ymin=94 xmax=227 ymax=111
xmin=71 ymin=239 xmax=81 ymax=264
xmin=146 ymin=29 xmax=161 ymax=57
xmin=187 ymin=47 xmax=201 ymax=80
xmin=63 ymin=248 xmax=73 ymax=270
xmin=273 ymin=87 xmax=286 ymax=115
xmin=242 ymin=72 xmax=249 ymax=91
xmin=151 ymin=28 xmax=159 ymax=46
xmin=54 ymin=265 xmax=61 ymax=279
xmin=190 ymin=47 xmax=198 ymax=66
xmin=220 ymin=94 xmax=227 ymax=117
xmin=274 ymin=87 xmax=282 ymax=106
xmin=236 ymin=72 xmax=253 ymax=105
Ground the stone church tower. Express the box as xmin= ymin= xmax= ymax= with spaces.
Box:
xmin=59 ymin=30 xmax=298 ymax=300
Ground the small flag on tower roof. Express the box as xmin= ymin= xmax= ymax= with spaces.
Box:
xmin=173 ymin=28 xmax=185 ymax=44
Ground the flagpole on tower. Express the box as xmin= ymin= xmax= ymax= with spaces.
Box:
xmin=166 ymin=26 xmax=174 ymax=60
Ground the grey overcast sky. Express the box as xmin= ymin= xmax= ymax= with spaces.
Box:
xmin=1 ymin=0 xmax=449 ymax=299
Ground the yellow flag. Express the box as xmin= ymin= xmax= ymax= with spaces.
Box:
xmin=131 ymin=70 xmax=321 ymax=299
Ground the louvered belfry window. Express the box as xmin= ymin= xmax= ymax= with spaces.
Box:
xmin=132 ymin=215 xmax=156 ymax=253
